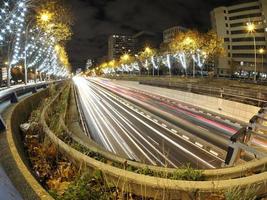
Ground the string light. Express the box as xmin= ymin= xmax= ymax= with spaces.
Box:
xmin=0 ymin=0 xmax=69 ymax=79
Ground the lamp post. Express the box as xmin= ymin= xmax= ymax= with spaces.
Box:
xmin=247 ymin=22 xmax=257 ymax=81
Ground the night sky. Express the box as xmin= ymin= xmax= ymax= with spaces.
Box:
xmin=66 ymin=0 xmax=236 ymax=71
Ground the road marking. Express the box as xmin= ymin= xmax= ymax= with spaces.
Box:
xmin=162 ymin=123 xmax=167 ymax=128
xmin=195 ymin=142 xmax=203 ymax=148
xmin=171 ymin=129 xmax=177 ymax=134
xmin=182 ymin=135 xmax=189 ymax=140
xmin=91 ymin=80 xmax=224 ymax=165
xmin=210 ymin=150 xmax=219 ymax=156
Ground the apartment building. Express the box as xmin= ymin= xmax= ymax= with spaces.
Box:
xmin=211 ymin=0 xmax=267 ymax=76
xmin=163 ymin=26 xmax=187 ymax=44
xmin=108 ymin=35 xmax=136 ymax=60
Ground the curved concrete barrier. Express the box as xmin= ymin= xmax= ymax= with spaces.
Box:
xmin=1 ymin=89 xmax=53 ymax=200
xmin=40 ymin=86 xmax=267 ymax=199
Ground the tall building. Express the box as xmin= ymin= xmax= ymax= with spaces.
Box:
xmin=108 ymin=35 xmax=136 ymax=60
xmin=163 ymin=26 xmax=187 ymax=44
xmin=133 ymin=31 xmax=162 ymax=52
xmin=211 ymin=0 xmax=267 ymax=76
xmin=160 ymin=26 xmax=187 ymax=52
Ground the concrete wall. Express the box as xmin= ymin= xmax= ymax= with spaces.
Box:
xmin=1 ymin=89 xmax=53 ymax=200
xmin=126 ymin=80 xmax=260 ymax=123
xmin=169 ymin=90 xmax=260 ymax=123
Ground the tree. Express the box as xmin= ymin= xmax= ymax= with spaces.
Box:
xmin=139 ymin=47 xmax=158 ymax=76
xmin=54 ymin=44 xmax=71 ymax=71
xmin=119 ymin=54 xmax=136 ymax=73
xmin=169 ymin=30 xmax=224 ymax=75
xmin=201 ymin=31 xmax=224 ymax=63
xmin=169 ymin=30 xmax=201 ymax=74
xmin=35 ymin=0 xmax=73 ymax=43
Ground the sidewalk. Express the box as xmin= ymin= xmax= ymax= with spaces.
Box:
xmin=0 ymin=165 xmax=22 ymax=200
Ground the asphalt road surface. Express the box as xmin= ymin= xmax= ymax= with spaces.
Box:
xmin=74 ymin=77 xmax=227 ymax=169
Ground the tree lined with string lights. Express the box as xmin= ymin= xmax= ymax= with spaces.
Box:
xmin=91 ymin=30 xmax=223 ymax=77
xmin=0 ymin=0 xmax=72 ymax=87
xmin=169 ymin=30 xmax=224 ymax=76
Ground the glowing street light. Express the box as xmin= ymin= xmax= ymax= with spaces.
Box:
xmin=40 ymin=11 xmax=53 ymax=23
xmin=247 ymin=22 xmax=257 ymax=81
xmin=246 ymin=22 xmax=255 ymax=33
xmin=184 ymin=37 xmax=194 ymax=45
xmin=259 ymin=48 xmax=265 ymax=54
xmin=121 ymin=53 xmax=130 ymax=62
xmin=144 ymin=47 xmax=152 ymax=54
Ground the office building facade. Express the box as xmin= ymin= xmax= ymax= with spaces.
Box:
xmin=163 ymin=26 xmax=187 ymax=44
xmin=108 ymin=35 xmax=136 ymax=60
xmin=211 ymin=0 xmax=267 ymax=76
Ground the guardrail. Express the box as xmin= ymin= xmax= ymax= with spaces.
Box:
xmin=225 ymin=102 xmax=267 ymax=166
xmin=0 ymin=80 xmax=64 ymax=131
xmin=140 ymin=79 xmax=267 ymax=107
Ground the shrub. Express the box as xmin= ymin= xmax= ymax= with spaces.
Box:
xmin=135 ymin=166 xmax=155 ymax=176
xmin=50 ymin=173 xmax=115 ymax=200
xmin=170 ymin=165 xmax=204 ymax=181
xmin=224 ymin=185 xmax=259 ymax=200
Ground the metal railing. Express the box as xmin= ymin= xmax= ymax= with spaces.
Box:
xmin=0 ymin=80 xmax=63 ymax=131
xmin=140 ymin=79 xmax=267 ymax=106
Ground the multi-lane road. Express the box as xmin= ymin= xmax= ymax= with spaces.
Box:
xmin=74 ymin=77 xmax=252 ymax=169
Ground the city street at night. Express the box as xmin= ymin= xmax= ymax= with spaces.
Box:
xmin=1 ymin=0 xmax=267 ymax=199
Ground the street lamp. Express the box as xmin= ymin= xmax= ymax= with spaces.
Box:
xmin=144 ymin=47 xmax=152 ymax=54
xmin=40 ymin=11 xmax=53 ymax=23
xmin=246 ymin=22 xmax=257 ymax=81
xmin=121 ymin=53 xmax=130 ymax=62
